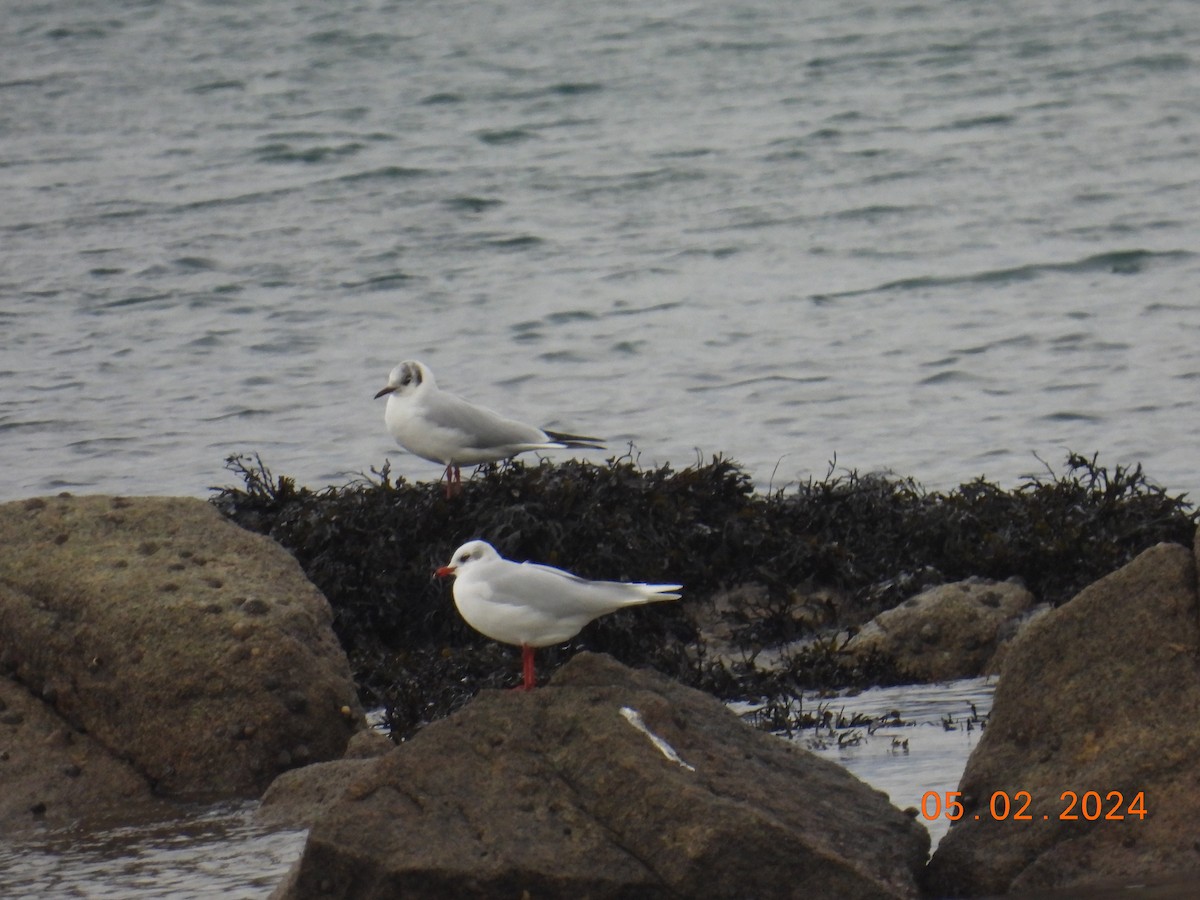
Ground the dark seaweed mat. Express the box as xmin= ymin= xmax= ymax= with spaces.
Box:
xmin=211 ymin=451 xmax=1196 ymax=739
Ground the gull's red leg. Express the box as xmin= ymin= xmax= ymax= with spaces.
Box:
xmin=520 ymin=644 xmax=536 ymax=691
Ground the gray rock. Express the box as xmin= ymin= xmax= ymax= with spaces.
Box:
xmin=0 ymin=494 xmax=365 ymax=815
xmin=924 ymin=540 xmax=1200 ymax=896
xmin=272 ymin=652 xmax=929 ymax=900
xmin=844 ymin=578 xmax=1035 ymax=681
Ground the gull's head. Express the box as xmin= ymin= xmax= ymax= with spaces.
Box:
xmin=435 ymin=540 xmax=501 ymax=579
xmin=374 ymin=360 xmax=433 ymax=400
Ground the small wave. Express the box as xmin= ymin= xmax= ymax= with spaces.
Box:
xmin=173 ymin=257 xmax=218 ymax=271
xmin=338 ymin=166 xmax=428 ymax=184
xmin=548 ymin=81 xmax=603 ymax=95
xmin=1044 ymin=380 xmax=1100 ymax=393
xmin=67 ymin=436 xmax=140 ymax=451
xmin=187 ymin=80 xmax=244 ymax=94
xmin=687 ymin=375 xmax=829 ymax=393
xmin=918 ymin=370 xmax=987 ymax=386
xmin=1105 ymin=53 xmax=1190 ymax=75
xmin=0 ymin=419 xmax=63 ymax=433
xmin=956 ymin=334 xmax=1037 ymax=356
xmin=1040 ymin=411 xmax=1103 ymax=424
xmin=498 ymin=83 xmax=604 ymax=101
xmin=0 ymin=77 xmax=54 ymax=91
xmin=545 ymin=310 xmax=599 ymax=325
xmin=476 ymin=128 xmax=536 ymax=145
xmin=606 ymin=301 xmax=683 ymax=317
xmin=202 ymin=408 xmax=276 ymax=421
xmin=830 ymin=204 xmax=922 ymax=222
xmin=538 ymin=350 xmax=586 ymax=364
xmin=570 ymin=168 xmax=707 ymax=200
xmin=176 ymin=187 xmax=299 ymax=212
xmin=256 ymin=142 xmax=364 ymax=165
xmin=812 ymin=249 xmax=1193 ymax=301
xmin=672 ymin=246 xmax=740 ymax=259
xmin=482 ymin=235 xmax=543 ymax=250
xmin=46 ymin=25 xmax=109 ymax=40
xmin=97 ymin=294 xmax=174 ymax=310
xmin=445 ymin=196 xmax=503 ymax=213
xmin=305 ymin=30 xmax=399 ymax=55
xmin=938 ymin=113 xmax=1016 ymax=131
xmin=340 ymin=272 xmax=414 ymax=291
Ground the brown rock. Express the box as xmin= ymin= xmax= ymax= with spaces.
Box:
xmin=844 ymin=578 xmax=1035 ymax=681
xmin=272 ymin=652 xmax=929 ymax=900
xmin=0 ymin=494 xmax=365 ymax=808
xmin=0 ymin=673 xmax=169 ymax=834
xmin=257 ymin=729 xmax=394 ymax=829
xmin=924 ymin=542 xmax=1200 ymax=896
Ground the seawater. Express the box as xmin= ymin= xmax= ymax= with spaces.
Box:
xmin=0 ymin=802 xmax=305 ymax=899
xmin=3 ymin=0 xmax=1199 ymax=503
xmin=797 ymin=677 xmax=996 ymax=849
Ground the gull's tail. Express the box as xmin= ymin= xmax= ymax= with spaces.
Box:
xmin=544 ymin=429 xmax=606 ymax=451
xmin=627 ymin=583 xmax=683 ymax=604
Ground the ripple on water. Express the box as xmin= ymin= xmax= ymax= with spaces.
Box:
xmin=0 ymin=802 xmax=306 ymax=899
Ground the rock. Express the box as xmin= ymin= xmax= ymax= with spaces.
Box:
xmin=257 ymin=729 xmax=393 ymax=829
xmin=924 ymin=541 xmax=1200 ymax=896
xmin=272 ymin=652 xmax=929 ymax=900
xmin=0 ymin=494 xmax=365 ymax=810
xmin=0 ymin=673 xmax=170 ymax=833
xmin=844 ymin=578 xmax=1035 ymax=681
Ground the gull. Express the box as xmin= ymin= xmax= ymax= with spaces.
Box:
xmin=374 ymin=360 xmax=604 ymax=496
xmin=435 ymin=540 xmax=682 ymax=690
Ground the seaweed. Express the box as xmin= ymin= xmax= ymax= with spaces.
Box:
xmin=211 ymin=451 xmax=1196 ymax=738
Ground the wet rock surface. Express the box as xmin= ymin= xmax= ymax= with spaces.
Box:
xmin=0 ymin=494 xmax=366 ymax=827
xmin=924 ymin=538 xmax=1200 ymax=896
xmin=271 ymin=652 xmax=930 ymax=900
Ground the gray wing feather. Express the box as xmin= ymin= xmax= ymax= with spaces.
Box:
xmin=429 ymin=392 xmax=553 ymax=448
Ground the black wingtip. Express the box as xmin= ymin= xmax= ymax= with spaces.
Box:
xmin=544 ymin=429 xmax=605 ymax=451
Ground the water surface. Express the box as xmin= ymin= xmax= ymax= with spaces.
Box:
xmin=2 ymin=0 xmax=1198 ymax=502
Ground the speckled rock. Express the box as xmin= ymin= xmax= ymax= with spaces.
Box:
xmin=256 ymin=729 xmax=393 ymax=829
xmin=0 ymin=494 xmax=365 ymax=812
xmin=844 ymin=578 xmax=1035 ymax=681
xmin=0 ymin=669 xmax=169 ymax=834
xmin=924 ymin=541 xmax=1200 ymax=896
xmin=272 ymin=652 xmax=929 ymax=900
